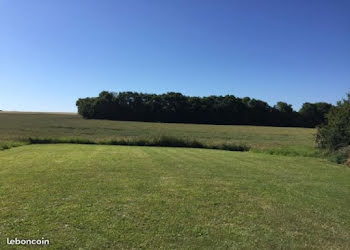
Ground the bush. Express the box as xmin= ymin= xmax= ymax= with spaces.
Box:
xmin=327 ymin=146 xmax=350 ymax=164
xmin=210 ymin=143 xmax=250 ymax=152
xmin=316 ymin=93 xmax=350 ymax=151
xmin=27 ymin=136 xmax=250 ymax=152
xmin=0 ymin=142 xmax=27 ymax=151
xmin=28 ymin=137 xmax=96 ymax=144
xmin=154 ymin=136 xmax=205 ymax=148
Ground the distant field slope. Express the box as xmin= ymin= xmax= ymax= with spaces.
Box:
xmin=0 ymin=145 xmax=349 ymax=249
xmin=0 ymin=112 xmax=315 ymax=150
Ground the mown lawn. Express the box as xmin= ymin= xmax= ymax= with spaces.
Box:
xmin=0 ymin=144 xmax=349 ymax=249
xmin=0 ymin=112 xmax=315 ymax=150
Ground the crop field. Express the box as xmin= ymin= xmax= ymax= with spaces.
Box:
xmin=0 ymin=144 xmax=349 ymax=249
xmin=0 ymin=112 xmax=315 ymax=150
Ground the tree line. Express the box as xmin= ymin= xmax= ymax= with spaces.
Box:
xmin=76 ymin=91 xmax=333 ymax=127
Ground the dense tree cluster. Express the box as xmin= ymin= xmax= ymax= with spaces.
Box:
xmin=76 ymin=91 xmax=332 ymax=127
xmin=316 ymin=93 xmax=350 ymax=150
xmin=299 ymin=102 xmax=333 ymax=128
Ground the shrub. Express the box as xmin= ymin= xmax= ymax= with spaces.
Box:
xmin=27 ymin=136 xmax=250 ymax=152
xmin=327 ymin=146 xmax=350 ymax=165
xmin=328 ymin=150 xmax=348 ymax=164
xmin=211 ymin=143 xmax=250 ymax=152
xmin=316 ymin=93 xmax=350 ymax=151
xmin=0 ymin=142 xmax=27 ymax=151
xmin=154 ymin=136 xmax=204 ymax=148
xmin=28 ymin=137 xmax=96 ymax=144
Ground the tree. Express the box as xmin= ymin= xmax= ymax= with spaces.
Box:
xmin=316 ymin=93 xmax=350 ymax=151
xmin=299 ymin=102 xmax=333 ymax=127
xmin=274 ymin=102 xmax=293 ymax=113
xmin=76 ymin=91 xmax=332 ymax=127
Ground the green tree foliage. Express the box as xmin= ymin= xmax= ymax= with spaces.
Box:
xmin=76 ymin=91 xmax=332 ymax=127
xmin=316 ymin=94 xmax=350 ymax=151
xmin=274 ymin=102 xmax=293 ymax=113
xmin=299 ymin=102 xmax=333 ymax=128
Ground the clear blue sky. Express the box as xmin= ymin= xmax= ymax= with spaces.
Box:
xmin=1 ymin=0 xmax=349 ymax=112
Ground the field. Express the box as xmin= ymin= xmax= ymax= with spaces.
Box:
xmin=0 ymin=112 xmax=316 ymax=151
xmin=1 ymin=144 xmax=349 ymax=249
xmin=0 ymin=112 xmax=349 ymax=249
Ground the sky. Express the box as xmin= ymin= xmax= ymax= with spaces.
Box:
xmin=0 ymin=0 xmax=349 ymax=112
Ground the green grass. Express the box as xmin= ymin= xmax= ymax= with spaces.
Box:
xmin=0 ymin=112 xmax=317 ymax=153
xmin=0 ymin=144 xmax=349 ymax=249
xmin=0 ymin=141 xmax=27 ymax=151
xmin=252 ymin=145 xmax=327 ymax=158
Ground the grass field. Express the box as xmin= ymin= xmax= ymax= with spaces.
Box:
xmin=1 ymin=112 xmax=348 ymax=248
xmin=0 ymin=112 xmax=316 ymax=152
xmin=0 ymin=144 xmax=349 ymax=249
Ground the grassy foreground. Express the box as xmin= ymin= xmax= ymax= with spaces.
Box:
xmin=0 ymin=144 xmax=349 ymax=249
xmin=0 ymin=112 xmax=316 ymax=151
